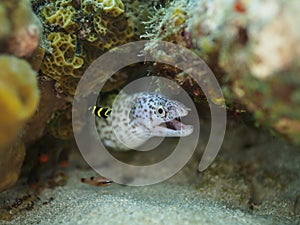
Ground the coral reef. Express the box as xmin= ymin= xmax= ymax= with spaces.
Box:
xmin=145 ymin=0 xmax=300 ymax=144
xmin=0 ymin=0 xmax=41 ymax=192
xmin=40 ymin=32 xmax=84 ymax=95
xmin=123 ymin=0 xmax=161 ymax=37
xmin=142 ymin=0 xmax=190 ymax=47
xmin=139 ymin=0 xmax=224 ymax=110
xmin=5 ymin=5 xmax=300 ymax=225
xmin=36 ymin=0 xmax=136 ymax=98
xmin=188 ymin=0 xmax=300 ymax=143
xmin=0 ymin=0 xmax=144 ymax=187
xmin=0 ymin=55 xmax=39 ymax=192
xmin=26 ymin=0 xmax=141 ymax=142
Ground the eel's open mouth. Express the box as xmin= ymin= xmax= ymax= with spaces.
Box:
xmin=152 ymin=116 xmax=193 ymax=137
xmin=165 ymin=117 xmax=184 ymax=130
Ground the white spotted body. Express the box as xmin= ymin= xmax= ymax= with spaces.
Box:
xmin=96 ymin=92 xmax=193 ymax=151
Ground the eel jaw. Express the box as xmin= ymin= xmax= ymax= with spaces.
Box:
xmin=152 ymin=117 xmax=193 ymax=137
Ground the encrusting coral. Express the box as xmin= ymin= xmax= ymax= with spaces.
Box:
xmin=142 ymin=0 xmax=190 ymax=47
xmin=40 ymin=32 xmax=84 ymax=94
xmin=188 ymin=0 xmax=300 ymax=143
xmin=36 ymin=0 xmax=136 ymax=97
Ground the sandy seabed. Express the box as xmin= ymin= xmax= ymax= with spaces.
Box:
xmin=0 ymin=126 xmax=299 ymax=225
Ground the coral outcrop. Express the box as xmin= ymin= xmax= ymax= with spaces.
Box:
xmin=189 ymin=0 xmax=300 ymax=143
xmin=27 ymin=0 xmax=139 ymax=142
xmin=146 ymin=0 xmax=300 ymax=144
xmin=0 ymin=0 xmax=41 ymax=192
xmin=36 ymin=0 xmax=136 ymax=98
xmin=0 ymin=55 xmax=39 ymax=192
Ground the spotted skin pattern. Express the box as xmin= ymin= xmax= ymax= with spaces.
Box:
xmin=96 ymin=92 xmax=193 ymax=151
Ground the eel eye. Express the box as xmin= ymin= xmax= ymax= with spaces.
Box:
xmin=156 ymin=106 xmax=166 ymax=117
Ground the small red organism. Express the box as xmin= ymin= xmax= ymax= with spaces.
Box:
xmin=59 ymin=161 xmax=69 ymax=168
xmin=38 ymin=154 xmax=49 ymax=163
xmin=234 ymin=0 xmax=246 ymax=13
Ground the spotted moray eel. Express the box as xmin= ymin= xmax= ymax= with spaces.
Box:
xmin=96 ymin=92 xmax=193 ymax=151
